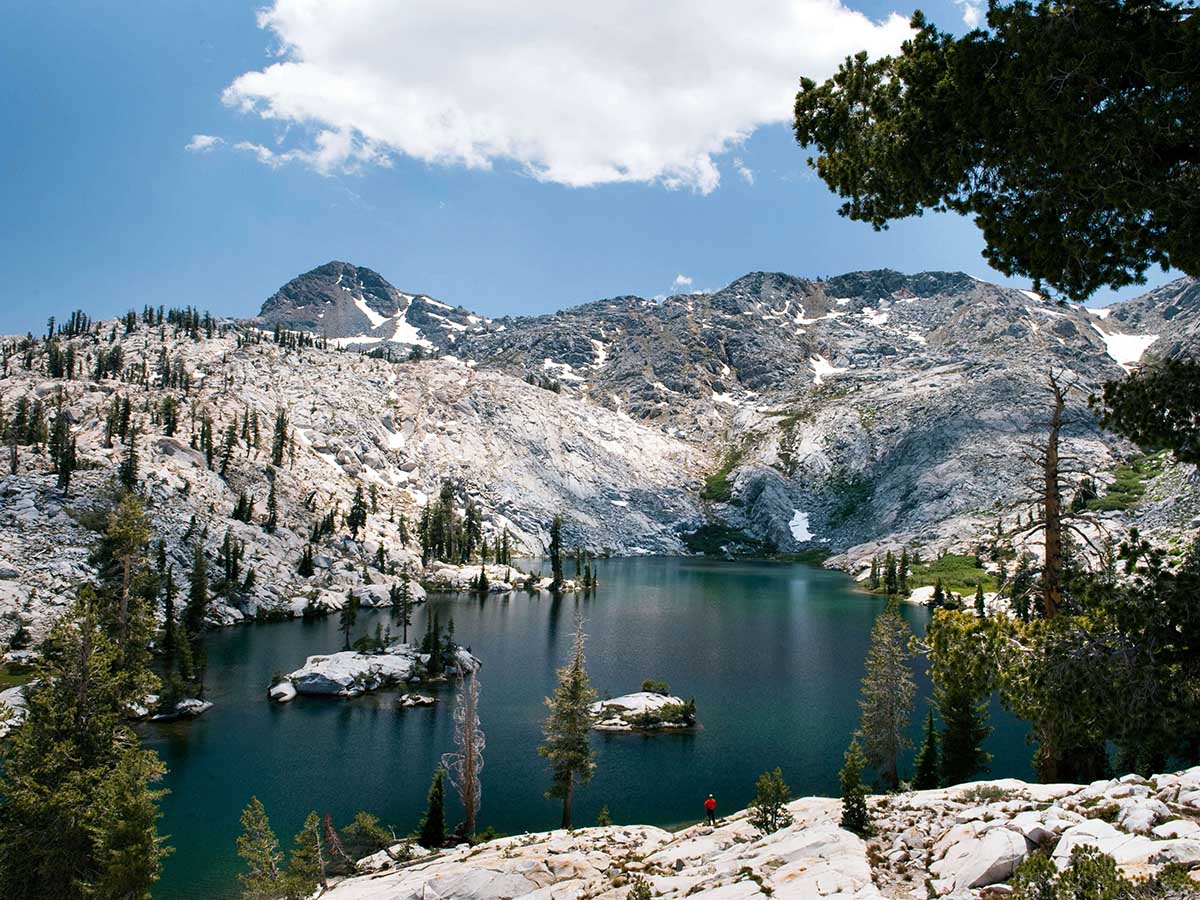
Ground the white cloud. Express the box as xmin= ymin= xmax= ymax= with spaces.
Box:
xmin=185 ymin=134 xmax=223 ymax=153
xmin=673 ymin=274 xmax=694 ymax=287
xmin=733 ymin=157 xmax=755 ymax=186
xmin=221 ymin=0 xmax=912 ymax=193
xmin=954 ymin=0 xmax=984 ymax=27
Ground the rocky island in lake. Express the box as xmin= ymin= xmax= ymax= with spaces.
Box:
xmin=271 ymin=643 xmax=481 ymax=699
xmin=592 ymin=685 xmax=698 ymax=731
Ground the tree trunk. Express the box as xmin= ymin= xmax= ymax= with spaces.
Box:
xmin=561 ymin=782 xmax=572 ymax=830
xmin=1042 ymin=375 xmax=1066 ymax=620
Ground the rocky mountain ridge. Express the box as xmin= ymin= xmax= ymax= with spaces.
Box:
xmin=0 ymin=265 xmax=1197 ymax=646
xmin=258 ymin=263 xmax=1200 ymax=566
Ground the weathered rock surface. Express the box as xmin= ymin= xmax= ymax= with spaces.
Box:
xmin=3 ymin=265 xmax=1198 ymax=647
xmin=591 ymin=691 xmax=693 ymax=731
xmin=317 ymin=768 xmax=1200 ymax=900
xmin=282 ymin=644 xmax=480 ymax=697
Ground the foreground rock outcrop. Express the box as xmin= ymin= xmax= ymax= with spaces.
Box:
xmin=316 ymin=769 xmax=1200 ymax=900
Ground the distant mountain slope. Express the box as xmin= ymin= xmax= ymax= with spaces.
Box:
xmin=2 ymin=263 xmax=1195 ymax=647
xmin=257 ymin=261 xmax=487 ymax=349
xmin=248 ymin=261 xmax=1198 ymax=565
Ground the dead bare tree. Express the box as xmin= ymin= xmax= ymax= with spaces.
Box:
xmin=442 ymin=672 xmax=485 ymax=837
xmin=1010 ymin=370 xmax=1110 ymax=618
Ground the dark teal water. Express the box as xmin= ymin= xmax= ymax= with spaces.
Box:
xmin=146 ymin=557 xmax=1032 ymax=899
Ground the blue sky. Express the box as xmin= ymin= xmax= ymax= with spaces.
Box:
xmin=0 ymin=1 xmax=1175 ymax=334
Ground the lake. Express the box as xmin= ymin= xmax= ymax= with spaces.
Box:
xmin=145 ymin=556 xmax=1032 ymax=899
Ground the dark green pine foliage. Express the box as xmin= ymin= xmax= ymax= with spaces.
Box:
xmin=838 ymin=735 xmax=871 ymax=836
xmin=297 ymin=545 xmax=315 ymax=578
xmin=0 ymin=592 xmax=170 ymax=900
xmin=234 ymin=797 xmax=285 ymax=898
xmin=912 ymin=708 xmax=942 ymax=789
xmin=747 ymin=768 xmax=794 ymax=835
xmin=548 ymin=515 xmax=565 ymax=592
xmin=931 ymin=578 xmax=946 ymax=609
xmin=219 ymin=423 xmax=238 ymax=477
xmin=1095 ymin=359 xmax=1200 ymax=464
xmin=794 ymin=0 xmax=1200 ymax=300
xmin=883 ymin=550 xmax=897 ymax=596
xmin=857 ymin=602 xmax=916 ymax=790
xmin=284 ymin=811 xmax=326 ymax=900
xmin=347 ymin=486 xmax=368 ymax=541
xmin=118 ymin=424 xmax=140 ymax=490
xmin=339 ymin=591 xmax=359 ymax=650
xmin=390 ymin=580 xmax=413 ymax=643
xmin=418 ymin=769 xmax=447 ymax=849
xmin=271 ymin=408 xmax=288 ymax=469
xmin=184 ymin=543 xmax=209 ymax=636
xmin=975 ymin=582 xmax=986 ymax=617
xmin=539 ymin=613 xmax=597 ymax=829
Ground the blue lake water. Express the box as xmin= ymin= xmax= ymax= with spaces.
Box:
xmin=145 ymin=556 xmax=1032 ymax=899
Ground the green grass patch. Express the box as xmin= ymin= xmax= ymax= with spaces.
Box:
xmin=681 ymin=523 xmax=774 ymax=556
xmin=1086 ymin=453 xmax=1166 ymax=512
xmin=777 ymin=547 xmax=832 ymax=566
xmin=700 ymin=447 xmax=745 ymax=502
xmin=908 ymin=553 xmax=995 ymax=595
xmin=0 ymin=662 xmax=35 ymax=690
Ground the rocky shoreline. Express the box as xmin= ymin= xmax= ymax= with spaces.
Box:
xmin=314 ymin=768 xmax=1200 ymax=900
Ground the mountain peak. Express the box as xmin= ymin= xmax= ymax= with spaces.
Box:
xmin=257 ymin=261 xmax=483 ymax=348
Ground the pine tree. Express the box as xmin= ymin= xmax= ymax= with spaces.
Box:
xmin=868 ymin=554 xmax=880 ymax=591
xmin=0 ymin=592 xmax=169 ymax=900
xmin=418 ymin=769 xmax=447 ymax=849
xmin=931 ymin=578 xmax=946 ymax=609
xmin=748 ymin=768 xmax=794 ymax=835
xmin=883 ymin=550 xmax=898 ymax=596
xmin=118 ymin=425 xmax=140 ymax=490
xmin=596 ymin=805 xmax=613 ymax=827
xmin=391 ymin=580 xmax=413 ymax=644
xmin=265 ymin=480 xmax=278 ymax=535
xmin=184 ymin=544 xmax=209 ymax=636
xmin=857 ymin=602 xmax=915 ymax=790
xmin=548 ymin=515 xmax=565 ymax=592
xmin=839 ymin=736 xmax=871 ymax=835
xmin=339 ymin=591 xmax=359 ymax=650
xmin=912 ymin=708 xmax=941 ymax=790
xmin=974 ymin=582 xmax=986 ymax=618
xmin=347 ymin=485 xmax=368 ymax=541
xmin=539 ymin=612 xmax=597 ymax=829
xmin=898 ymin=548 xmax=910 ymax=594
xmin=236 ymin=797 xmax=282 ymax=900
xmin=270 ymin=407 xmax=288 ymax=468
xmin=297 ymin=545 xmax=314 ymax=578
xmin=284 ymin=811 xmax=326 ymax=900
xmin=219 ymin=423 xmax=238 ymax=477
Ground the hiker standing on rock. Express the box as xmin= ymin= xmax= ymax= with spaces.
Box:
xmin=704 ymin=793 xmax=717 ymax=825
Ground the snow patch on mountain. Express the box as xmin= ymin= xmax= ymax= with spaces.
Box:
xmin=1091 ymin=324 xmax=1158 ymax=372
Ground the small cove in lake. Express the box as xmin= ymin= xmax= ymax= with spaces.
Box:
xmin=146 ymin=556 xmax=1032 ymax=899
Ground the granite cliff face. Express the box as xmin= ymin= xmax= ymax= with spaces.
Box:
xmin=259 ymin=263 xmax=1200 ymax=567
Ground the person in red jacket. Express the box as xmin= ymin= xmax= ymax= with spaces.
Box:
xmin=704 ymin=793 xmax=717 ymax=825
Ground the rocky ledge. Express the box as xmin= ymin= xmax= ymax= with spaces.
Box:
xmin=273 ymin=643 xmax=481 ymax=698
xmin=590 ymin=692 xmax=697 ymax=732
xmin=315 ymin=768 xmax=1200 ymax=900
xmin=422 ymin=561 xmax=588 ymax=594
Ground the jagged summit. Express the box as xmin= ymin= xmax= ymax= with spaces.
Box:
xmin=257 ymin=261 xmax=484 ymax=349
